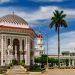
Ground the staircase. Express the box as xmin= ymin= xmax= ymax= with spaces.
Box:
xmin=6 ymin=65 xmax=29 ymax=75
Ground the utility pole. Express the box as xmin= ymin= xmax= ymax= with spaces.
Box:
xmin=44 ymin=33 xmax=49 ymax=71
xmin=46 ymin=35 xmax=48 ymax=71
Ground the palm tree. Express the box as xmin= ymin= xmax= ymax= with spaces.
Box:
xmin=49 ymin=10 xmax=67 ymax=68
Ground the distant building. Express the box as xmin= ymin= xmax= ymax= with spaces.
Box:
xmin=48 ymin=51 xmax=75 ymax=67
xmin=34 ymin=33 xmax=44 ymax=57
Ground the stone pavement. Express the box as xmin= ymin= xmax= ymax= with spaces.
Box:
xmin=48 ymin=69 xmax=75 ymax=75
xmin=5 ymin=65 xmax=30 ymax=75
xmin=5 ymin=66 xmax=75 ymax=75
xmin=5 ymin=65 xmax=48 ymax=75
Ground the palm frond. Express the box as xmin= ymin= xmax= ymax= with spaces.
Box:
xmin=49 ymin=10 xmax=67 ymax=30
xmin=55 ymin=24 xmax=59 ymax=31
xmin=61 ymin=14 xmax=66 ymax=19
xmin=49 ymin=21 xmax=54 ymax=29
xmin=53 ymin=12 xmax=57 ymax=17
xmin=55 ymin=10 xmax=59 ymax=15
xmin=60 ymin=11 xmax=63 ymax=15
xmin=51 ymin=17 xmax=55 ymax=20
xmin=61 ymin=20 xmax=67 ymax=27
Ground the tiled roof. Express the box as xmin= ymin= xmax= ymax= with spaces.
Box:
xmin=0 ymin=14 xmax=28 ymax=25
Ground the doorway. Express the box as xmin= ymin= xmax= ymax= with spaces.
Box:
xmin=13 ymin=39 xmax=20 ymax=64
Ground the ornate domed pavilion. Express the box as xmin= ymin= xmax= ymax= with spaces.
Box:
xmin=0 ymin=14 xmax=36 ymax=66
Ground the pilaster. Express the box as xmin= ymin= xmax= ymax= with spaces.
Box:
xmin=1 ymin=35 xmax=4 ymax=66
xmin=25 ymin=37 xmax=30 ymax=66
xmin=72 ymin=59 xmax=74 ymax=66
xmin=5 ymin=36 xmax=7 ymax=65
xmin=20 ymin=39 xmax=22 ymax=60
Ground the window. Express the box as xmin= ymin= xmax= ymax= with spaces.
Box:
xmin=8 ymin=39 xmax=10 ymax=46
xmin=31 ymin=40 xmax=33 ymax=49
xmin=22 ymin=40 xmax=24 ymax=50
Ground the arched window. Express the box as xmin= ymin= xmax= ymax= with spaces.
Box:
xmin=8 ymin=39 xmax=10 ymax=46
xmin=22 ymin=40 xmax=24 ymax=50
xmin=31 ymin=40 xmax=33 ymax=49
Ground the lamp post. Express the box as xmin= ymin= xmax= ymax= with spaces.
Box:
xmin=41 ymin=50 xmax=44 ymax=69
xmin=46 ymin=34 xmax=48 ymax=71
xmin=44 ymin=33 xmax=49 ymax=71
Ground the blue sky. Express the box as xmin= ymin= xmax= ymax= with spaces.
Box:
xmin=0 ymin=0 xmax=75 ymax=55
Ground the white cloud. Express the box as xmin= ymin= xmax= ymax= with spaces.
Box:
xmin=48 ymin=31 xmax=75 ymax=55
xmin=0 ymin=6 xmax=75 ymax=22
xmin=0 ymin=6 xmax=59 ymax=27
xmin=30 ymin=0 xmax=63 ymax=2
xmin=18 ymin=6 xmax=75 ymax=21
xmin=0 ymin=0 xmax=13 ymax=3
xmin=0 ymin=6 xmax=75 ymax=55
xmin=0 ymin=6 xmax=75 ymax=28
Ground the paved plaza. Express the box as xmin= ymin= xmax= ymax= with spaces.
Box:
xmin=47 ymin=69 xmax=75 ymax=75
xmin=31 ymin=69 xmax=75 ymax=75
xmin=6 ymin=66 xmax=75 ymax=75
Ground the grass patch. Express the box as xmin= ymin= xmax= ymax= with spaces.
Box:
xmin=0 ymin=70 xmax=5 ymax=74
xmin=29 ymin=64 xmax=45 ymax=72
xmin=30 ymin=69 xmax=42 ymax=72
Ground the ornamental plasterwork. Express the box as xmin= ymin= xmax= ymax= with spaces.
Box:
xmin=0 ymin=28 xmax=36 ymax=39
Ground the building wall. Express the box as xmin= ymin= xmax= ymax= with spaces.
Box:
xmin=0 ymin=34 xmax=34 ymax=66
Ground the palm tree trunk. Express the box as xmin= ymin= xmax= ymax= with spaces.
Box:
xmin=58 ymin=27 xmax=60 ymax=68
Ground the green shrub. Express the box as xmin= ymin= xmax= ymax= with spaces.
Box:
xmin=7 ymin=63 xmax=13 ymax=69
xmin=30 ymin=64 xmax=41 ymax=72
xmin=20 ymin=60 xmax=25 ymax=66
xmin=22 ymin=60 xmax=25 ymax=63
xmin=0 ymin=70 xmax=5 ymax=74
xmin=12 ymin=59 xmax=17 ymax=65
xmin=35 ymin=54 xmax=47 ymax=64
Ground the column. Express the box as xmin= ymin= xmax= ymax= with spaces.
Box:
xmin=10 ymin=37 xmax=13 ymax=62
xmin=8 ymin=49 xmax=10 ymax=64
xmin=15 ymin=45 xmax=17 ymax=60
xmin=11 ymin=38 xmax=14 ymax=60
xmin=25 ymin=37 xmax=27 ymax=65
xmin=32 ymin=40 xmax=34 ymax=65
xmin=1 ymin=35 xmax=4 ymax=66
xmin=69 ymin=56 xmax=70 ymax=67
xmin=25 ymin=37 xmax=30 ymax=66
xmin=24 ymin=38 xmax=26 ymax=64
xmin=72 ymin=59 xmax=74 ymax=66
xmin=20 ymin=39 xmax=22 ymax=61
xmin=20 ymin=39 xmax=22 ymax=50
xmin=5 ymin=36 xmax=7 ymax=64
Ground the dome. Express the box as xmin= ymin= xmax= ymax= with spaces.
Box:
xmin=0 ymin=14 xmax=28 ymax=25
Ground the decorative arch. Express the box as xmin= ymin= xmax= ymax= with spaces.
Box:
xmin=13 ymin=39 xmax=20 ymax=64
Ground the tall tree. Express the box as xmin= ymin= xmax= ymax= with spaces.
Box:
xmin=49 ymin=10 xmax=67 ymax=68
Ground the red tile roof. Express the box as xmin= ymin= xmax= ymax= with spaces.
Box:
xmin=37 ymin=33 xmax=42 ymax=38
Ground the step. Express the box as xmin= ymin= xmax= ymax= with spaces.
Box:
xmin=6 ymin=74 xmax=29 ymax=75
xmin=8 ymin=71 xmax=26 ymax=73
xmin=10 ymin=69 xmax=25 ymax=71
xmin=6 ymin=66 xmax=28 ymax=75
xmin=7 ymin=72 xmax=30 ymax=74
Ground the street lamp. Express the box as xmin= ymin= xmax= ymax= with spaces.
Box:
xmin=44 ymin=33 xmax=49 ymax=70
xmin=46 ymin=34 xmax=49 ymax=71
xmin=41 ymin=49 xmax=44 ymax=69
